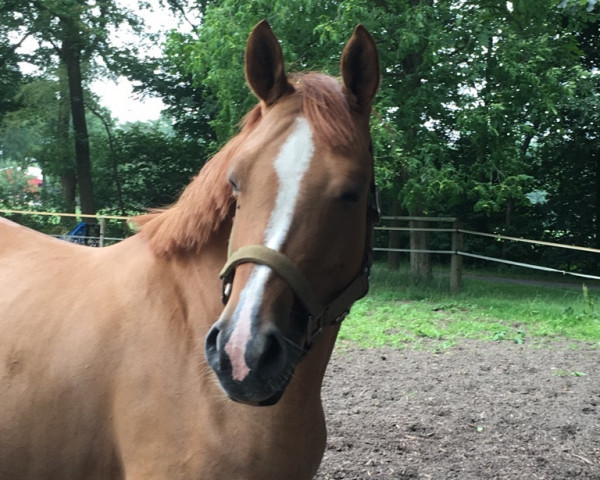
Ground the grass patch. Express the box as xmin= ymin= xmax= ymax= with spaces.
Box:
xmin=338 ymin=264 xmax=600 ymax=349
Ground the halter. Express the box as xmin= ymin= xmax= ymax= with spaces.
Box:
xmin=220 ymin=180 xmax=380 ymax=352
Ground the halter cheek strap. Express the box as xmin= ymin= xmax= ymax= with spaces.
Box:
xmin=219 ymin=181 xmax=379 ymax=351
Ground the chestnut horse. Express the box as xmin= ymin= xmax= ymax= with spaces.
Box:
xmin=0 ymin=21 xmax=379 ymax=479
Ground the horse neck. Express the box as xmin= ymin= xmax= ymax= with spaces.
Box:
xmin=168 ymin=217 xmax=232 ymax=319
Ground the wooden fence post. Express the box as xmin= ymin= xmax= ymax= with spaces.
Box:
xmin=450 ymin=220 xmax=463 ymax=293
xmin=99 ymin=217 xmax=106 ymax=247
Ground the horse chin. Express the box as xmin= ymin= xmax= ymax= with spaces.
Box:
xmin=227 ymin=388 xmax=286 ymax=407
xmin=258 ymin=390 xmax=285 ymax=406
xmin=212 ymin=348 xmax=300 ymax=406
xmin=218 ymin=377 xmax=289 ymax=407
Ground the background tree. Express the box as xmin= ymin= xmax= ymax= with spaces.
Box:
xmin=0 ymin=0 xmax=145 ymax=215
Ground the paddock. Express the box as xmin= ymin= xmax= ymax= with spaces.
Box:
xmin=316 ymin=340 xmax=599 ymax=479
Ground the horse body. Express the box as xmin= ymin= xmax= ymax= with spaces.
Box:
xmin=0 ymin=21 xmax=378 ymax=479
xmin=0 ymin=220 xmax=332 ymax=478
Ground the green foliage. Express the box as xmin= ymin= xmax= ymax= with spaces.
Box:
xmin=534 ymin=71 xmax=600 ymax=259
xmin=0 ymin=77 xmax=70 ymax=169
xmin=0 ymin=47 xmax=22 ymax=124
xmin=1 ymin=0 xmax=144 ymax=68
xmin=160 ymin=1 xmax=599 ymax=244
xmin=0 ymin=0 xmax=152 ymax=214
xmin=93 ymin=122 xmax=206 ymax=212
xmin=163 ymin=0 xmax=348 ymax=145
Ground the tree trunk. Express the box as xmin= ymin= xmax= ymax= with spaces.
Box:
xmin=502 ymin=198 xmax=514 ymax=259
xmin=88 ymin=106 xmax=126 ymax=215
xmin=60 ymin=172 xmax=77 ymax=213
xmin=57 ymin=77 xmax=76 ymax=214
xmin=60 ymin=24 xmax=96 ymax=218
xmin=401 ymin=0 xmax=432 ymax=283
xmin=595 ymin=153 xmax=600 ymax=251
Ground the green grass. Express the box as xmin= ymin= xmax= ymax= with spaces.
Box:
xmin=338 ymin=264 xmax=600 ymax=349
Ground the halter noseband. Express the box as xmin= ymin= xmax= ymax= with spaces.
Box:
xmin=219 ymin=181 xmax=380 ymax=352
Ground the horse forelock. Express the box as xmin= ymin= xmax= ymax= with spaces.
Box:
xmin=291 ymin=72 xmax=361 ymax=150
xmin=138 ymin=72 xmax=363 ymax=258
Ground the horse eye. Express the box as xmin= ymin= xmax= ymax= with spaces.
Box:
xmin=338 ymin=190 xmax=361 ymax=204
xmin=229 ymin=178 xmax=240 ymax=195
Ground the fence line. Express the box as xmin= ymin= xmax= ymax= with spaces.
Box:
xmin=0 ymin=208 xmax=130 ymax=221
xmin=375 ymin=227 xmax=456 ymax=233
xmin=8 ymin=209 xmax=595 ymax=255
xmin=54 ymin=234 xmax=125 ymax=243
xmin=459 ymin=252 xmax=600 ymax=282
xmin=0 ymin=209 xmax=132 ymax=247
xmin=377 ymin=221 xmax=600 ymax=256
xmin=4 ymin=209 xmax=600 ymax=287
xmin=458 ymin=229 xmax=600 ymax=255
xmin=374 ymin=248 xmax=455 ymax=255
xmin=380 ymin=216 xmax=457 ymax=223
xmin=375 ymin=217 xmax=600 ymax=290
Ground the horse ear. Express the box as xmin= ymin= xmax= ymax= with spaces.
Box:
xmin=341 ymin=25 xmax=380 ymax=113
xmin=245 ymin=20 xmax=294 ymax=105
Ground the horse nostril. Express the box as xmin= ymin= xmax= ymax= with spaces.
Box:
xmin=246 ymin=329 xmax=286 ymax=376
xmin=205 ymin=323 xmax=222 ymax=359
xmin=259 ymin=333 xmax=284 ymax=369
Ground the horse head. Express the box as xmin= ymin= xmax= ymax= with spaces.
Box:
xmin=205 ymin=20 xmax=379 ymax=406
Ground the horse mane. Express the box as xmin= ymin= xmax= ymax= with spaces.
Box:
xmin=137 ymin=72 xmax=359 ymax=257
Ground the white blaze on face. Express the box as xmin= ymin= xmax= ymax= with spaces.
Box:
xmin=225 ymin=117 xmax=315 ymax=381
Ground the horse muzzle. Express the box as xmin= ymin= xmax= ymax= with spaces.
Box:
xmin=205 ymin=311 xmax=304 ymax=406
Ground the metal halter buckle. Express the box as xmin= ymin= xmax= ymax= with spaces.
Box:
xmin=221 ymin=275 xmax=233 ymax=305
xmin=305 ymin=312 xmax=324 ymax=349
xmin=333 ymin=309 xmax=350 ymax=325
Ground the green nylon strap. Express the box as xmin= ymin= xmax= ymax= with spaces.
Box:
xmin=324 ymin=254 xmax=371 ymax=323
xmin=219 ymin=244 xmax=371 ymax=329
xmin=220 ymin=245 xmax=324 ymax=321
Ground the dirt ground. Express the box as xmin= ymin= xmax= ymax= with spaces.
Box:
xmin=314 ymin=340 xmax=599 ymax=480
